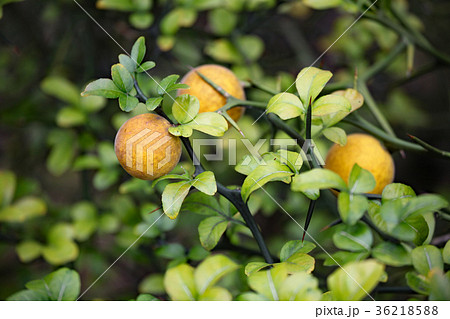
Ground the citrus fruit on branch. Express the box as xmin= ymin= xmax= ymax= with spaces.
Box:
xmin=325 ymin=133 xmax=395 ymax=194
xmin=114 ymin=113 xmax=182 ymax=180
xmin=178 ymin=64 xmax=246 ymax=122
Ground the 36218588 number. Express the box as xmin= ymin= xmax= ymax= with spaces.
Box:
xmin=375 ymin=306 xmax=438 ymax=316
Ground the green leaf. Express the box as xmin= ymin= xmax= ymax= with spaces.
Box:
xmin=80 ymin=95 xmax=106 ymax=113
xmin=235 ymin=155 xmax=262 ymax=176
xmin=324 ymin=251 xmax=370 ymax=266
xmin=131 ymin=36 xmax=146 ymax=65
xmin=56 ymin=107 xmax=86 ymax=128
xmin=395 ymin=214 xmax=429 ymax=245
xmin=118 ymin=94 xmax=139 ymax=112
xmin=173 ymin=94 xmax=200 ymax=124
xmin=7 ymin=289 xmax=49 ymax=301
xmin=155 ymin=243 xmax=185 ymax=259
xmin=378 ymin=199 xmax=405 ymax=232
xmin=82 ymin=78 xmax=123 ymax=99
xmin=348 ymin=164 xmax=376 ymax=194
xmin=327 ymin=259 xmax=384 ymax=301
xmin=403 ymin=194 xmax=448 ymax=219
xmin=194 ymin=254 xmax=239 ymax=295
xmin=168 ymin=125 xmax=193 ymax=137
xmin=181 ymin=192 xmax=223 ymax=216
xmin=199 ymin=286 xmax=232 ymax=301
xmin=137 ymin=61 xmax=156 ymax=73
xmin=16 ymin=240 xmax=42 ymax=263
xmin=130 ymin=12 xmax=154 ymax=30
xmin=188 ymin=245 xmax=210 ymax=261
xmin=411 ymin=245 xmax=444 ymax=275
xmin=337 ymin=192 xmax=368 ymax=225
xmin=98 ymin=141 xmax=118 ymax=167
xmin=312 ymin=94 xmax=351 ymax=116
xmin=41 ymin=76 xmax=80 ymax=105
xmin=241 ymin=162 xmax=292 ymax=202
xmin=98 ymin=214 xmax=120 ymax=234
xmin=152 ymin=173 xmax=191 ymax=187
xmin=0 ymin=196 xmax=46 ymax=223
xmin=111 ymin=64 xmax=134 ymax=93
xmin=162 ymin=181 xmax=192 ymax=219
xmin=43 ymin=268 xmax=81 ymax=301
xmin=192 ymin=171 xmax=217 ymax=195
xmin=443 ymin=240 xmax=450 ymax=264
xmin=0 ymin=170 xmax=16 ymax=208
xmin=291 ymin=168 xmax=347 ymax=193
xmin=278 ymin=272 xmax=322 ymax=301
xmin=198 ymin=216 xmax=228 ymax=250
xmin=236 ymin=35 xmax=264 ymax=62
xmin=372 ymin=242 xmax=412 ymax=267
xmin=139 ymin=274 xmax=165 ymax=295
xmin=71 ymin=201 xmax=98 ymax=241
xmin=296 ymin=67 xmax=333 ymax=106
xmin=208 ymin=8 xmax=237 ymax=36
xmin=95 ymin=0 xmax=135 ymax=11
xmin=280 ymin=240 xmax=316 ymax=261
xmin=136 ymin=294 xmax=159 ymax=301
xmin=205 ymin=39 xmax=241 ymax=64
xmin=429 ymin=269 xmax=450 ymax=301
xmin=248 ymin=264 xmax=288 ymax=301
xmin=331 ymin=88 xmax=364 ymax=111
xmin=266 ymin=93 xmax=304 ymax=120
xmin=274 ymin=150 xmax=303 ymax=174
xmin=157 ymin=74 xmax=188 ymax=95
xmin=93 ymin=169 xmax=119 ymax=190
xmin=303 ymin=0 xmax=342 ymax=10
xmin=322 ymin=127 xmax=347 ymax=146
xmin=118 ymin=54 xmax=136 ymax=73
xmin=333 ymin=222 xmax=373 ymax=252
xmin=184 ymin=112 xmax=228 ymax=136
xmin=382 ymin=183 xmax=416 ymax=201
xmin=245 ymin=262 xmax=271 ymax=276
xmin=47 ymin=223 xmax=75 ymax=242
xmin=80 ymin=148 xmax=103 ymax=169
xmin=283 ymin=252 xmax=315 ymax=273
xmin=160 ymin=8 xmax=197 ymax=35
xmin=47 ymin=129 xmax=76 ymax=176
xmin=164 ymin=264 xmax=196 ymax=300
xmin=406 ymin=271 xmax=429 ymax=295
xmin=146 ymin=96 xmax=163 ymax=111
xmin=42 ymin=241 xmax=79 ymax=266
xmin=236 ymin=292 xmax=269 ymax=301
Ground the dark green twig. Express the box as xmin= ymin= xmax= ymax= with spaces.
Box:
xmin=342 ymin=116 xmax=425 ymax=152
xmin=407 ymin=134 xmax=450 ymax=160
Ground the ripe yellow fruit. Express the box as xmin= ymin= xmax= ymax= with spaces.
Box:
xmin=114 ymin=113 xmax=182 ymax=180
xmin=178 ymin=64 xmax=245 ymax=122
xmin=325 ymin=133 xmax=395 ymax=194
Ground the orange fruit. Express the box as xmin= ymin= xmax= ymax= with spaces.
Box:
xmin=325 ymin=133 xmax=395 ymax=194
xmin=178 ymin=64 xmax=245 ymax=122
xmin=114 ymin=113 xmax=182 ymax=180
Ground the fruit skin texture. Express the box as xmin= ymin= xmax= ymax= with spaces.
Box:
xmin=325 ymin=133 xmax=395 ymax=194
xmin=114 ymin=113 xmax=182 ymax=180
xmin=178 ymin=64 xmax=245 ymax=122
